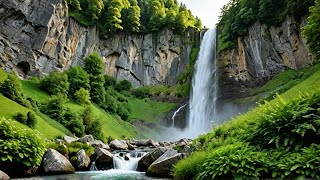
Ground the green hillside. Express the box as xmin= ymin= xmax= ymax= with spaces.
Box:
xmin=174 ymin=62 xmax=320 ymax=179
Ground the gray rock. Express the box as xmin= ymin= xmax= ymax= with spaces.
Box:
xmin=136 ymin=139 xmax=158 ymax=147
xmin=127 ymin=143 xmax=135 ymax=150
xmin=146 ymin=149 xmax=184 ymax=178
xmin=89 ymin=140 xmax=110 ymax=150
xmin=137 ymin=147 xmax=168 ymax=172
xmin=63 ymin=135 xmax=78 ymax=143
xmin=181 ymin=146 xmax=192 ymax=155
xmin=0 ymin=170 xmax=9 ymax=180
xmin=109 ymin=140 xmax=128 ymax=150
xmin=42 ymin=149 xmax=75 ymax=175
xmin=78 ymin=135 xmax=94 ymax=143
xmin=74 ymin=149 xmax=90 ymax=171
xmin=92 ymin=148 xmax=113 ymax=170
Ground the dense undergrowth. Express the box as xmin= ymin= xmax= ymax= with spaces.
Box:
xmin=174 ymin=64 xmax=320 ymax=179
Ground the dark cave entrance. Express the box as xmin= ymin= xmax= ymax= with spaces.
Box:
xmin=17 ymin=61 xmax=31 ymax=75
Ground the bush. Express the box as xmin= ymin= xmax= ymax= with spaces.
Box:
xmin=81 ymin=106 xmax=103 ymax=140
xmin=66 ymin=142 xmax=95 ymax=157
xmin=115 ymin=80 xmax=132 ymax=91
xmin=104 ymin=93 xmax=118 ymax=113
xmin=39 ymin=71 xmax=70 ymax=95
xmin=0 ymin=74 xmax=23 ymax=102
xmin=64 ymin=109 xmax=85 ymax=137
xmin=74 ymin=88 xmax=91 ymax=105
xmin=0 ymin=118 xmax=45 ymax=173
xmin=89 ymin=76 xmax=105 ymax=105
xmin=117 ymin=105 xmax=130 ymax=121
xmin=26 ymin=111 xmax=37 ymax=128
xmin=44 ymin=95 xmax=68 ymax=123
xmin=131 ymin=88 xmax=150 ymax=99
xmin=66 ymin=66 xmax=90 ymax=96
xmin=104 ymin=75 xmax=116 ymax=88
xmin=15 ymin=112 xmax=27 ymax=124
xmin=46 ymin=142 xmax=68 ymax=157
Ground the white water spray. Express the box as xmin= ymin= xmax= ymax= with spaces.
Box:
xmin=187 ymin=28 xmax=218 ymax=138
xmin=113 ymin=151 xmax=146 ymax=171
xmin=171 ymin=104 xmax=187 ymax=127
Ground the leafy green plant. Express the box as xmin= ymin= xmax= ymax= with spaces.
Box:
xmin=15 ymin=112 xmax=27 ymax=124
xmin=66 ymin=142 xmax=95 ymax=157
xmin=39 ymin=71 xmax=70 ymax=96
xmin=117 ymin=105 xmax=130 ymax=121
xmin=74 ymin=88 xmax=91 ymax=105
xmin=66 ymin=66 xmax=90 ymax=97
xmin=116 ymin=80 xmax=132 ymax=91
xmin=26 ymin=111 xmax=37 ymax=128
xmin=0 ymin=117 xmax=45 ymax=169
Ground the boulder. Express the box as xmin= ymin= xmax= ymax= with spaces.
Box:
xmin=92 ymin=148 xmax=113 ymax=170
xmin=63 ymin=135 xmax=78 ymax=143
xmin=127 ymin=143 xmax=135 ymax=150
xmin=136 ymin=139 xmax=158 ymax=147
xmin=42 ymin=149 xmax=75 ymax=175
xmin=181 ymin=146 xmax=192 ymax=155
xmin=146 ymin=149 xmax=184 ymax=178
xmin=74 ymin=150 xmax=90 ymax=171
xmin=89 ymin=140 xmax=110 ymax=150
xmin=137 ymin=147 xmax=168 ymax=172
xmin=78 ymin=135 xmax=94 ymax=143
xmin=109 ymin=140 xmax=128 ymax=150
xmin=0 ymin=170 xmax=9 ymax=180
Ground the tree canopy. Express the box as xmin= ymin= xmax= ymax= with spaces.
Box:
xmin=67 ymin=0 xmax=202 ymax=37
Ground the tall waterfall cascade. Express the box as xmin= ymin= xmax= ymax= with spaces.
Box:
xmin=187 ymin=28 xmax=218 ymax=138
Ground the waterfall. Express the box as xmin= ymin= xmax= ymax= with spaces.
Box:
xmin=113 ymin=151 xmax=147 ymax=171
xmin=187 ymin=28 xmax=218 ymax=138
xmin=90 ymin=161 xmax=98 ymax=171
xmin=171 ymin=104 xmax=187 ymax=127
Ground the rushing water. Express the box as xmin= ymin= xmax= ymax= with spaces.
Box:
xmin=113 ymin=151 xmax=147 ymax=171
xmin=187 ymin=28 xmax=218 ymax=138
xmin=171 ymin=103 xmax=187 ymax=127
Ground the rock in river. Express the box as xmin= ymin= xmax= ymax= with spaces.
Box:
xmin=137 ymin=147 xmax=168 ymax=172
xmin=42 ymin=149 xmax=75 ymax=175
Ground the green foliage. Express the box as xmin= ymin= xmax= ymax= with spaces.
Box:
xmin=46 ymin=142 xmax=68 ymax=156
xmin=84 ymin=53 xmax=105 ymax=105
xmin=81 ymin=106 xmax=103 ymax=140
xmin=66 ymin=142 xmax=95 ymax=157
xmin=74 ymin=88 xmax=91 ymax=105
xmin=26 ymin=111 xmax=37 ymax=128
xmin=104 ymin=75 xmax=117 ymax=89
xmin=15 ymin=112 xmax=27 ymax=124
xmin=0 ymin=74 xmax=24 ymax=103
xmin=104 ymin=93 xmax=118 ymax=113
xmin=218 ymin=0 xmax=315 ymax=52
xmin=66 ymin=66 xmax=90 ymax=97
xmin=115 ymin=80 xmax=132 ymax=91
xmin=303 ymin=0 xmax=320 ymax=60
xmin=0 ymin=117 xmax=45 ymax=168
xmin=68 ymin=0 xmax=201 ymax=36
xmin=39 ymin=71 xmax=70 ymax=96
xmin=131 ymin=88 xmax=150 ymax=99
xmin=117 ymin=105 xmax=130 ymax=121
xmin=64 ymin=109 xmax=85 ymax=137
xmin=44 ymin=95 xmax=68 ymax=123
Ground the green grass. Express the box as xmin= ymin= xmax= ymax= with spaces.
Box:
xmin=21 ymin=80 xmax=143 ymax=141
xmin=0 ymin=95 xmax=64 ymax=139
xmin=127 ymin=97 xmax=177 ymax=122
xmin=0 ymin=68 xmax=7 ymax=82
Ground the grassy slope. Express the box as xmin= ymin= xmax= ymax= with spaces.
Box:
xmin=21 ymin=80 xmax=177 ymax=140
xmin=174 ymin=63 xmax=320 ymax=178
xmin=128 ymin=97 xmax=177 ymax=122
xmin=0 ymin=95 xmax=64 ymax=139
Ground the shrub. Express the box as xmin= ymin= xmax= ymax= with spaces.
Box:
xmin=81 ymin=106 xmax=103 ymax=140
xmin=46 ymin=142 xmax=68 ymax=157
xmin=115 ymin=80 xmax=132 ymax=91
xmin=66 ymin=142 xmax=95 ymax=157
xmin=117 ymin=105 xmax=130 ymax=121
xmin=0 ymin=118 xmax=45 ymax=172
xmin=84 ymin=52 xmax=104 ymax=76
xmin=66 ymin=66 xmax=90 ymax=96
xmin=26 ymin=111 xmax=37 ymax=128
xmin=64 ymin=109 xmax=85 ymax=137
xmin=89 ymin=76 xmax=105 ymax=105
xmin=39 ymin=71 xmax=70 ymax=95
xmin=104 ymin=75 xmax=116 ymax=88
xmin=44 ymin=95 xmax=67 ymax=123
xmin=104 ymin=93 xmax=118 ymax=113
xmin=0 ymin=74 xmax=23 ymax=102
xmin=131 ymin=88 xmax=150 ymax=99
xmin=15 ymin=112 xmax=27 ymax=124
xmin=74 ymin=88 xmax=91 ymax=105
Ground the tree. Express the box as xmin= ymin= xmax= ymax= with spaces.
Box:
xmin=0 ymin=74 xmax=23 ymax=102
xmin=40 ymin=71 xmax=70 ymax=96
xmin=121 ymin=0 xmax=141 ymax=32
xmin=66 ymin=66 xmax=90 ymax=97
xmin=81 ymin=106 xmax=103 ymax=140
xmin=66 ymin=0 xmax=81 ymax=12
xmin=100 ymin=0 xmax=124 ymax=35
xmin=147 ymin=0 xmax=166 ymax=31
xmin=303 ymin=0 xmax=320 ymax=60
xmin=26 ymin=111 xmax=37 ymax=128
xmin=45 ymin=95 xmax=67 ymax=123
xmin=87 ymin=0 xmax=104 ymax=21
xmin=74 ymin=88 xmax=91 ymax=105
xmin=84 ymin=53 xmax=106 ymax=105
xmin=104 ymin=75 xmax=117 ymax=89
xmin=115 ymin=80 xmax=132 ymax=91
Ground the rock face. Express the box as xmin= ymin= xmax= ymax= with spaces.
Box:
xmin=91 ymin=148 xmax=113 ymax=170
xmin=146 ymin=149 xmax=184 ymax=178
xmin=74 ymin=150 xmax=90 ymax=171
xmin=0 ymin=0 xmax=197 ymax=86
xmin=0 ymin=170 xmax=10 ymax=180
xmin=218 ymin=16 xmax=314 ymax=101
xmin=42 ymin=149 xmax=75 ymax=175
xmin=138 ymin=147 xmax=168 ymax=172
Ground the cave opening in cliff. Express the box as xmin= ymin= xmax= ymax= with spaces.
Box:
xmin=17 ymin=61 xmax=30 ymax=75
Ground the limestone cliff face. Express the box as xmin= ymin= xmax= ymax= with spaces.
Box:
xmin=0 ymin=0 xmax=196 ymax=87
xmin=218 ymin=16 xmax=314 ymax=100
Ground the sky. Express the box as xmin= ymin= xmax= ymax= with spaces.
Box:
xmin=177 ymin=0 xmax=230 ymax=28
